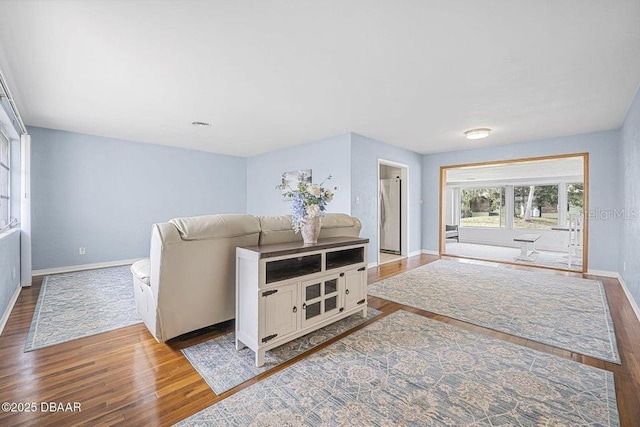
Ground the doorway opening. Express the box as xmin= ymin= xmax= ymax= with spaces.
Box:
xmin=378 ymin=159 xmax=409 ymax=265
xmin=439 ymin=153 xmax=588 ymax=272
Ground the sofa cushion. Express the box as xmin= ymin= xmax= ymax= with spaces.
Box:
xmin=257 ymin=213 xmax=362 ymax=245
xmin=170 ymin=214 xmax=260 ymax=241
xmin=131 ymin=258 xmax=151 ymax=286
xmin=321 ymin=213 xmax=361 ymax=229
xmin=257 ymin=215 xmax=300 ymax=245
xmin=258 ymin=215 xmax=293 ymax=232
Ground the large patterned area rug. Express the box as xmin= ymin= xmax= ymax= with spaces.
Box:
xmin=182 ymin=309 xmax=381 ymax=394
xmin=177 ymin=310 xmax=619 ymax=426
xmin=25 ymin=266 xmax=141 ymax=351
xmin=367 ymin=259 xmax=620 ymax=363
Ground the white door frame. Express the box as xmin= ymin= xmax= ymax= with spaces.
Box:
xmin=377 ymin=159 xmax=409 ymax=265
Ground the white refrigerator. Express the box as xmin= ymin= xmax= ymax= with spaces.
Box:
xmin=380 ymin=178 xmax=401 ymax=254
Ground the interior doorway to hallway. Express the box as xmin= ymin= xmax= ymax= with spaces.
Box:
xmin=378 ymin=159 xmax=409 ymax=265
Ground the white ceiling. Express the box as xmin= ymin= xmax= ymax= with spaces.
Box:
xmin=446 ymin=156 xmax=584 ymax=185
xmin=0 ymin=1 xmax=639 ymax=157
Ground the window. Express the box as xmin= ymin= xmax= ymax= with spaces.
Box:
xmin=566 ymin=183 xmax=584 ymax=222
xmin=513 ymin=185 xmax=558 ymax=229
xmin=460 ymin=187 xmax=506 ymax=228
xmin=0 ymin=131 xmax=9 ymax=229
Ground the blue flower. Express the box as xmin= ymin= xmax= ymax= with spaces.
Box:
xmin=276 ymin=175 xmax=334 ymax=232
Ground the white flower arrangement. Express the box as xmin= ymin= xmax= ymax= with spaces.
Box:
xmin=277 ymin=175 xmax=334 ymax=232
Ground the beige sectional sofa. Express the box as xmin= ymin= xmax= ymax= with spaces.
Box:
xmin=131 ymin=213 xmax=362 ymax=342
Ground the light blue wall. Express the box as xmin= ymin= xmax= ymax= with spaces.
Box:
xmin=23 ymin=123 xmax=629 ymax=276
xmin=29 ymin=126 xmax=247 ymax=270
xmin=422 ymin=130 xmax=620 ymax=272
xmin=247 ymin=133 xmax=352 ymax=216
xmin=0 ymin=229 xmax=20 ymax=325
xmin=247 ymin=132 xmax=422 ymax=265
xmin=351 ymin=133 xmax=423 ymax=264
xmin=619 ymin=87 xmax=640 ymax=308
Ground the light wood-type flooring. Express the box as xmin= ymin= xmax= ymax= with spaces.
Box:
xmin=0 ymin=254 xmax=638 ymax=426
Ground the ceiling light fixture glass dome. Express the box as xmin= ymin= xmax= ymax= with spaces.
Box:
xmin=464 ymin=128 xmax=491 ymax=140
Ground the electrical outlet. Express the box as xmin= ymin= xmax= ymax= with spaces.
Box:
xmin=623 ymin=262 xmax=626 ymax=272
xmin=79 ymin=247 xmax=86 ymax=255
xmin=12 ymin=267 xmax=16 ymax=280
xmin=355 ymin=196 xmax=360 ymax=205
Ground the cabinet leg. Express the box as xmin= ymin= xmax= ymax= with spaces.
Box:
xmin=236 ymin=338 xmax=246 ymax=351
xmin=255 ymin=349 xmax=266 ymax=367
xmin=361 ymin=306 xmax=367 ymax=318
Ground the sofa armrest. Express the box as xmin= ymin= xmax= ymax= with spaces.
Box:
xmin=149 ymin=223 xmax=182 ymax=316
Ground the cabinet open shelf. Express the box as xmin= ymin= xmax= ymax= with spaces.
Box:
xmin=266 ymin=254 xmax=322 ymax=284
xmin=326 ymin=247 xmax=364 ymax=270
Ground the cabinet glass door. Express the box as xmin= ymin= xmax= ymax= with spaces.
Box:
xmin=305 ymin=283 xmax=321 ymax=301
xmin=302 ymin=275 xmax=342 ymax=327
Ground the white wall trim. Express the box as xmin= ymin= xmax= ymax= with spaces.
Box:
xmin=586 ymin=269 xmax=619 ymax=278
xmin=20 ymin=133 xmax=32 ymax=286
xmin=33 ymin=258 xmax=141 ymax=277
xmin=367 ymin=262 xmax=378 ymax=269
xmin=0 ymin=284 xmax=21 ymax=336
xmin=587 ymin=269 xmax=640 ymax=324
xmin=616 ymin=273 xmax=640 ymax=323
xmin=421 ymin=249 xmax=440 ymax=256
xmin=408 ymin=250 xmax=422 ymax=257
xmin=0 ymin=227 xmax=19 ymax=241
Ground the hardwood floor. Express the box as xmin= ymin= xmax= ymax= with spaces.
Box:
xmin=1 ymin=254 xmax=639 ymax=426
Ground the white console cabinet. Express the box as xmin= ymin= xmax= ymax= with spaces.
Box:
xmin=235 ymin=237 xmax=369 ymax=366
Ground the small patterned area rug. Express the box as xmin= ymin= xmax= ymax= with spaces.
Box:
xmin=25 ymin=266 xmax=141 ymax=352
xmin=182 ymin=309 xmax=381 ymax=395
xmin=176 ymin=310 xmax=619 ymax=426
xmin=368 ymin=259 xmax=620 ymax=363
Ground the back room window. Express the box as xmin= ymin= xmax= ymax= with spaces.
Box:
xmin=0 ymin=131 xmax=9 ymax=229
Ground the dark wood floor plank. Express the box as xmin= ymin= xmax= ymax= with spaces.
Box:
xmin=0 ymin=253 xmax=638 ymax=426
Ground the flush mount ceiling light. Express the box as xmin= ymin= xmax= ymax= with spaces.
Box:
xmin=191 ymin=121 xmax=211 ymax=127
xmin=464 ymin=128 xmax=491 ymax=140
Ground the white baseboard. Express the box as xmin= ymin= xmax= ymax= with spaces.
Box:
xmin=367 ymin=262 xmax=378 ymax=269
xmin=586 ymin=269 xmax=640 ymax=324
xmin=586 ymin=269 xmax=619 ymax=278
xmin=32 ymin=258 xmax=142 ymax=277
xmin=616 ymin=273 xmax=640 ymax=324
xmin=0 ymin=284 xmax=21 ymax=336
xmin=421 ymin=249 xmax=440 ymax=256
xmin=408 ymin=250 xmax=422 ymax=257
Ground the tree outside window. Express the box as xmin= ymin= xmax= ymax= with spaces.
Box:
xmin=566 ymin=183 xmax=584 ymax=222
xmin=460 ymin=187 xmax=505 ymax=228
xmin=514 ymin=185 xmax=558 ymax=229
xmin=458 ymin=183 xmax=581 ymax=230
